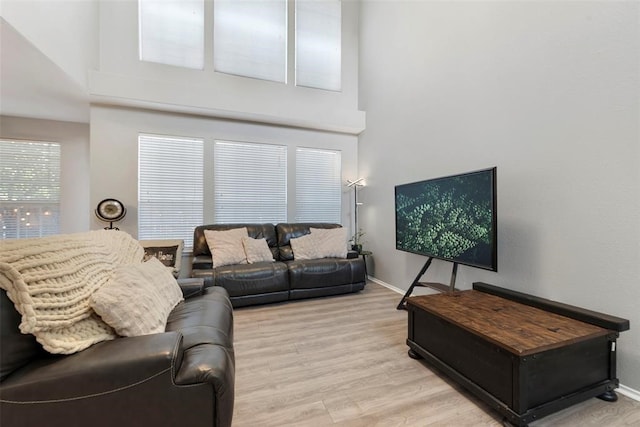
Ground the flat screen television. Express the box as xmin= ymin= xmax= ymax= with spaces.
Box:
xmin=395 ymin=167 xmax=497 ymax=271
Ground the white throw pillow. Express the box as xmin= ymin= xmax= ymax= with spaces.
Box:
xmin=289 ymin=234 xmax=319 ymax=260
xmin=204 ymin=228 xmax=249 ymax=268
xmin=90 ymin=257 xmax=184 ymax=337
xmin=290 ymin=228 xmax=348 ymax=260
xmin=242 ymin=236 xmax=274 ymax=263
xmin=310 ymin=227 xmax=348 ymax=259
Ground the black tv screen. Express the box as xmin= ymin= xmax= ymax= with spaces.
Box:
xmin=395 ymin=167 xmax=497 ymax=271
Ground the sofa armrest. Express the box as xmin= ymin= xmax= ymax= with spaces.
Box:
xmin=1 ymin=332 xmax=234 ymax=427
xmin=0 ymin=332 xmax=184 ymax=402
xmin=177 ymin=278 xmax=205 ymax=299
xmin=175 ymin=343 xmax=235 ymax=427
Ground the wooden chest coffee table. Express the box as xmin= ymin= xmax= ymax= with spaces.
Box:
xmin=406 ymin=282 xmax=629 ymax=426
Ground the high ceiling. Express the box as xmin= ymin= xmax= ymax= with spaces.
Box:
xmin=0 ymin=18 xmax=89 ymax=123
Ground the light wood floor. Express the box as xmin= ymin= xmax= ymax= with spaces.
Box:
xmin=232 ymin=283 xmax=640 ymax=426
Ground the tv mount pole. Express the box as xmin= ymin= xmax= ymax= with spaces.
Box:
xmin=396 ymin=259 xmax=459 ymax=310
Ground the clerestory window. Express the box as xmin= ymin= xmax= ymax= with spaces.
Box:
xmin=139 ymin=0 xmax=341 ymax=91
xmin=139 ymin=0 xmax=205 ymax=69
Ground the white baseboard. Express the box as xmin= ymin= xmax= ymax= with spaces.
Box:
xmin=369 ymin=276 xmax=405 ymax=295
xmin=618 ymin=384 xmax=640 ymax=402
xmin=367 ymin=275 xmax=640 ymax=403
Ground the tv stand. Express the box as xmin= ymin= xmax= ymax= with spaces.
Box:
xmin=396 ymin=258 xmax=458 ymax=310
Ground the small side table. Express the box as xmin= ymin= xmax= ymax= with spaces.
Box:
xmin=359 ymin=250 xmax=372 ymax=280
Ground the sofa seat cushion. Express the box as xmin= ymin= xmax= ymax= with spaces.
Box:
xmin=192 ymin=255 xmax=215 ymax=271
xmin=165 ymin=287 xmax=234 ymax=351
xmin=210 ymin=262 xmax=289 ymax=297
xmin=287 ymin=258 xmax=365 ymax=290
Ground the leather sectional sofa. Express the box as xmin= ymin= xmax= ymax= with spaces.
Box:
xmin=191 ymin=223 xmax=366 ymax=307
xmin=0 ymin=279 xmax=235 ymax=427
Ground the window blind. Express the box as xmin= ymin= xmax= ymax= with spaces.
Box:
xmin=138 ymin=134 xmax=204 ymax=248
xmin=139 ymin=0 xmax=205 ymax=69
xmin=0 ymin=140 xmax=60 ymax=239
xmin=213 ymin=0 xmax=287 ymax=82
xmin=295 ymin=147 xmax=341 ymax=223
xmin=295 ymin=0 xmax=342 ymax=91
xmin=214 ymin=140 xmax=287 ymax=223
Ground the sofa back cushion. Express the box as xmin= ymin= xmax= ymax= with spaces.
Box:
xmin=193 ymin=224 xmax=278 ymax=259
xmin=0 ymin=289 xmax=44 ymax=381
xmin=276 ymin=223 xmax=341 ymax=261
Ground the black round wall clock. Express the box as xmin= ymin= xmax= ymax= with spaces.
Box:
xmin=95 ymin=198 xmax=127 ymax=229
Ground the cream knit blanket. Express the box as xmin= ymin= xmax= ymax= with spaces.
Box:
xmin=0 ymin=230 xmax=144 ymax=354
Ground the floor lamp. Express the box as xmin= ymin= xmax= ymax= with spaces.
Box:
xmin=346 ymin=178 xmax=365 ymax=250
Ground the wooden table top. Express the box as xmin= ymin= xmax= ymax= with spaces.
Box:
xmin=408 ymin=290 xmax=610 ymax=356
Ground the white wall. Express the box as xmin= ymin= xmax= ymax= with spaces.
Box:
xmin=90 ymin=105 xmax=359 ymax=237
xmin=1 ymin=0 xmax=364 ymax=239
xmin=0 ymin=0 xmax=98 ymax=88
xmin=0 ymin=116 xmax=91 ymax=233
xmin=359 ymin=1 xmax=640 ymax=390
xmin=89 ymin=0 xmax=364 ymax=239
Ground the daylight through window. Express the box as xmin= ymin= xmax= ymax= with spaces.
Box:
xmin=138 ymin=134 xmax=205 ymax=248
xmin=0 ymin=140 xmax=61 ymax=239
xmin=214 ymin=140 xmax=288 ymax=223
xmin=139 ymin=0 xmax=205 ymax=69
xmin=295 ymin=0 xmax=342 ymax=91
xmin=295 ymin=147 xmax=341 ymax=222
xmin=213 ymin=0 xmax=287 ymax=82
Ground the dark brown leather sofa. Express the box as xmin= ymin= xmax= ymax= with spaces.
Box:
xmin=0 ymin=280 xmax=235 ymax=427
xmin=191 ymin=223 xmax=366 ymax=307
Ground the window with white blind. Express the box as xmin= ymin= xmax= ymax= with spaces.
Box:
xmin=295 ymin=0 xmax=342 ymax=91
xmin=139 ymin=0 xmax=204 ymax=69
xmin=295 ymin=147 xmax=341 ymax=223
xmin=137 ymin=0 xmax=343 ymax=92
xmin=213 ymin=0 xmax=287 ymax=82
xmin=0 ymin=140 xmax=61 ymax=239
xmin=214 ymin=140 xmax=287 ymax=223
xmin=138 ymin=134 xmax=205 ymax=248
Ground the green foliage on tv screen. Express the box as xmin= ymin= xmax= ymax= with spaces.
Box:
xmin=396 ymin=171 xmax=493 ymax=263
